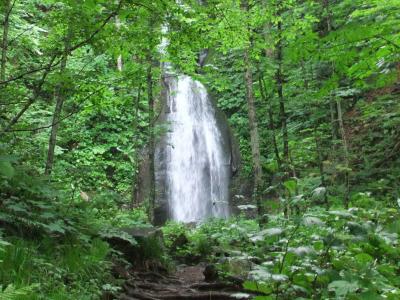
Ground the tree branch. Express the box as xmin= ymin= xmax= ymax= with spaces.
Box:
xmin=2 ymin=87 xmax=105 ymax=133
xmin=319 ymin=31 xmax=400 ymax=51
xmin=0 ymin=0 xmax=123 ymax=86
xmin=1 ymin=54 xmax=57 ymax=133
xmin=1 ymin=0 xmax=123 ymax=132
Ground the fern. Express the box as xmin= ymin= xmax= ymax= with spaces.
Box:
xmin=0 ymin=284 xmax=38 ymax=300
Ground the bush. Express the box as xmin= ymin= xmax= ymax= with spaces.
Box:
xmin=0 ymin=236 xmax=117 ymax=300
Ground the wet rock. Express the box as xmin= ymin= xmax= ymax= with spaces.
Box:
xmin=122 ymin=227 xmax=163 ymax=239
xmin=112 ymin=263 xmax=130 ymax=280
xmin=221 ymin=257 xmax=253 ymax=277
xmin=203 ymin=264 xmax=218 ymax=282
xmin=106 ymin=226 xmax=165 ymax=269
xmin=236 ymin=203 xmax=258 ymax=219
xmin=170 ymin=232 xmax=189 ymax=252
xmin=102 ymin=291 xmax=116 ymax=300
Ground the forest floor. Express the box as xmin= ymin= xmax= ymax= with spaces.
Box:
xmin=119 ymin=263 xmax=253 ymax=300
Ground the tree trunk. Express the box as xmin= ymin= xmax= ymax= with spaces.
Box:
xmin=276 ymin=18 xmax=289 ymax=166
xmin=329 ymin=97 xmax=339 ymax=145
xmin=1 ymin=0 xmax=13 ymax=81
xmin=241 ymin=0 xmax=263 ymax=217
xmin=314 ymin=125 xmax=329 ymax=209
xmin=147 ymin=57 xmax=156 ymax=222
xmin=260 ymin=75 xmax=281 ymax=169
xmin=244 ymin=49 xmax=263 ymax=216
xmin=323 ymin=0 xmax=339 ymax=147
xmin=115 ymin=14 xmax=123 ymax=71
xmin=44 ymin=41 xmax=69 ymax=175
xmin=323 ymin=0 xmax=332 ymax=34
xmin=131 ymin=84 xmax=142 ymax=207
xmin=260 ymin=5 xmax=280 ymax=172
xmin=336 ymin=98 xmax=350 ymax=208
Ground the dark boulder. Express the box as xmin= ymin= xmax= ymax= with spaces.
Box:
xmin=105 ymin=226 xmax=165 ymax=270
xmin=203 ymin=264 xmax=219 ymax=282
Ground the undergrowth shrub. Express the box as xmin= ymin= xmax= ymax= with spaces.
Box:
xmin=0 ymin=152 xmax=132 ymax=299
xmin=162 ymin=218 xmax=259 ymax=262
xmin=162 ymin=199 xmax=400 ymax=299
xmin=0 ymin=237 xmax=117 ymax=300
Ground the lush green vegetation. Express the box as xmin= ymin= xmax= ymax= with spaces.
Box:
xmin=163 ymin=200 xmax=400 ymax=299
xmin=1 ymin=0 xmax=399 ymax=299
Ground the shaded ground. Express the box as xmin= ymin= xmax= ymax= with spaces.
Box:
xmin=119 ymin=264 xmax=252 ymax=300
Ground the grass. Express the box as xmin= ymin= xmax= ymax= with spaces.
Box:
xmin=0 ymin=236 xmax=116 ymax=300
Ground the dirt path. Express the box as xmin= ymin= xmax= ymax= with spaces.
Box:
xmin=119 ymin=264 xmax=252 ymax=300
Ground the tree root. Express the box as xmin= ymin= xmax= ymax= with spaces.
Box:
xmin=157 ymin=292 xmax=250 ymax=300
xmin=189 ymin=282 xmax=241 ymax=291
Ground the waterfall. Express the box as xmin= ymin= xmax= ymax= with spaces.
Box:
xmin=163 ymin=75 xmax=230 ymax=223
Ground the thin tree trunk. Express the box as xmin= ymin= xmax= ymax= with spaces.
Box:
xmin=301 ymin=60 xmax=309 ymax=89
xmin=260 ymin=75 xmax=281 ymax=168
xmin=117 ymin=54 xmax=123 ymax=72
xmin=241 ymin=0 xmax=263 ymax=217
xmin=44 ymin=58 xmax=67 ymax=175
xmin=147 ymin=57 xmax=156 ymax=222
xmin=275 ymin=15 xmax=289 ymax=166
xmin=44 ymin=39 xmax=70 ymax=175
xmin=329 ymin=97 xmax=339 ymax=145
xmin=260 ymin=4 xmax=280 ymax=171
xmin=323 ymin=0 xmax=339 ymax=147
xmin=115 ymin=14 xmax=123 ymax=71
xmin=244 ymin=49 xmax=263 ymax=217
xmin=336 ymin=98 xmax=350 ymax=208
xmin=314 ymin=125 xmax=329 ymax=209
xmin=269 ymin=104 xmax=281 ymax=169
xmin=131 ymin=84 xmax=142 ymax=207
xmin=1 ymin=0 xmax=14 ymax=81
xmin=324 ymin=0 xmax=332 ymax=33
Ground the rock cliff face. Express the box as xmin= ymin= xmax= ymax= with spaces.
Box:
xmin=137 ymin=74 xmax=241 ymax=225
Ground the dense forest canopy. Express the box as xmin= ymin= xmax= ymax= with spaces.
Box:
xmin=0 ymin=0 xmax=399 ymax=299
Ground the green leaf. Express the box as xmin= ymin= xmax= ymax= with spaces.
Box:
xmin=283 ymin=179 xmax=297 ymax=195
xmin=6 ymin=203 xmax=28 ymax=213
xmin=0 ymin=284 xmax=39 ymax=299
xmin=243 ymin=281 xmax=272 ymax=295
xmin=328 ymin=280 xmax=359 ymax=298
xmin=0 ymin=161 xmax=15 ymax=178
xmin=289 ymin=246 xmax=315 ymax=257
xmin=92 ymin=146 xmax=107 ymax=155
xmin=249 ymin=228 xmax=283 ymax=242
xmin=44 ymin=221 xmax=66 ymax=234
xmin=355 ymin=253 xmax=374 ymax=264
xmin=99 ymin=228 xmax=138 ymax=246
xmin=303 ymin=216 xmax=325 ymax=226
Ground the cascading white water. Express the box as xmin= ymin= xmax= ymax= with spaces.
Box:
xmin=164 ymin=75 xmax=230 ymax=222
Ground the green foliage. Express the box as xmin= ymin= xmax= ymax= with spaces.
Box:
xmin=0 ymin=153 xmax=144 ymax=299
xmin=163 ymin=195 xmax=400 ymax=299
xmin=0 ymin=284 xmax=39 ymax=300
xmin=200 ymin=0 xmax=400 ymax=211
xmin=163 ymin=218 xmax=260 ymax=263
xmin=162 ymin=221 xmax=189 ymax=250
xmin=0 ymin=237 xmax=117 ymax=300
xmin=0 ymin=152 xmax=89 ymax=238
xmin=1 ymin=0 xmax=399 ymax=299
